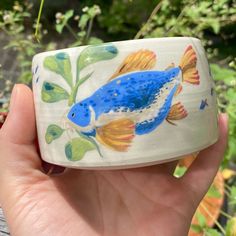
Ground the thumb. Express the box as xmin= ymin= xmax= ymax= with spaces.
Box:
xmin=1 ymin=84 xmax=36 ymax=144
xmin=0 ymin=84 xmax=43 ymax=192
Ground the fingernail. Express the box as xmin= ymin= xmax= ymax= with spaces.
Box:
xmin=9 ymin=84 xmax=19 ymax=112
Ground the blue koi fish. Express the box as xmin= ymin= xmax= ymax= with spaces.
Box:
xmin=67 ymin=45 xmax=200 ymax=151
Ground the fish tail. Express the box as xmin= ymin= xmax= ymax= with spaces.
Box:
xmin=179 ymin=45 xmax=200 ymax=85
xmin=96 ymin=118 xmax=135 ymax=152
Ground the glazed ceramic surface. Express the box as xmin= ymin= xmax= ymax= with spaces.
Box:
xmin=32 ymin=37 xmax=218 ymax=169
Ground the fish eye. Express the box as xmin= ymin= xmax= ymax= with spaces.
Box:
xmin=71 ymin=112 xmax=75 ymax=117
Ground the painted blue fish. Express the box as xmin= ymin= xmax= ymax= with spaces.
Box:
xmin=67 ymin=45 xmax=200 ymax=151
xmin=199 ymin=99 xmax=208 ymax=110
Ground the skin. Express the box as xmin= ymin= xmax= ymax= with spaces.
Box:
xmin=0 ymin=84 xmax=228 ymax=236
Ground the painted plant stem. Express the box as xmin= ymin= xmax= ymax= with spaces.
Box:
xmin=68 ymin=72 xmax=93 ymax=106
xmin=76 ymin=130 xmax=103 ymax=157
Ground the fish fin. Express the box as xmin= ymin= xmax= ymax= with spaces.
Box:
xmin=109 ymin=50 xmax=157 ymax=81
xmin=174 ymin=84 xmax=183 ymax=96
xmin=179 ymin=45 xmax=200 ymax=85
xmin=165 ymin=63 xmax=175 ymax=71
xmin=166 ymin=102 xmax=188 ymax=124
xmin=96 ymin=118 xmax=135 ymax=152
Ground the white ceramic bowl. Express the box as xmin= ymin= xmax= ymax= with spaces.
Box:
xmin=32 ymin=37 xmax=218 ymax=169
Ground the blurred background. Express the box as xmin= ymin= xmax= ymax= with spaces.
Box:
xmin=0 ymin=0 xmax=235 ymax=235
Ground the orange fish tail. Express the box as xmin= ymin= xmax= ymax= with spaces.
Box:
xmin=179 ymin=45 xmax=200 ymax=85
xmin=96 ymin=118 xmax=135 ymax=152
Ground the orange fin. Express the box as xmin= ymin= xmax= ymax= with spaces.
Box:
xmin=96 ymin=118 xmax=135 ymax=152
xmin=174 ymin=84 xmax=183 ymax=96
xmin=179 ymin=45 xmax=200 ymax=85
xmin=165 ymin=62 xmax=175 ymax=71
xmin=109 ymin=50 xmax=157 ymax=81
xmin=166 ymin=102 xmax=188 ymax=125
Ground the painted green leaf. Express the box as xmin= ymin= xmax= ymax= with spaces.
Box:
xmin=65 ymin=137 xmax=96 ymax=161
xmin=77 ymin=43 xmax=118 ymax=80
xmin=45 ymin=124 xmax=64 ymax=144
xmin=79 ymin=131 xmax=103 ymax=157
xmin=42 ymin=81 xmax=69 ymax=103
xmin=207 ymin=184 xmax=222 ymax=198
xmin=44 ymin=52 xmax=73 ymax=87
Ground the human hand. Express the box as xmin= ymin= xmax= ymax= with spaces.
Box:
xmin=0 ymin=84 xmax=228 ymax=236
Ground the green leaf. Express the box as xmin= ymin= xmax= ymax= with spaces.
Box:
xmin=77 ymin=43 xmax=118 ymax=80
xmin=207 ymin=184 xmax=222 ymax=198
xmin=204 ymin=228 xmax=221 ymax=236
xmin=64 ymin=10 xmax=74 ymax=21
xmin=191 ymin=224 xmax=203 ymax=233
xmin=196 ymin=212 xmax=206 ymax=228
xmin=174 ymin=166 xmax=187 ymax=178
xmin=78 ymin=14 xmax=89 ymax=29
xmin=45 ymin=124 xmax=64 ymax=144
xmin=56 ymin=10 xmax=74 ymax=34
xmin=41 ymin=81 xmax=69 ymax=103
xmin=55 ymin=24 xmax=64 ymax=34
xmin=226 ymin=217 xmax=236 ymax=236
xmin=211 ymin=63 xmax=236 ymax=85
xmin=229 ymin=186 xmax=236 ymax=205
xmin=211 ymin=21 xmax=220 ymax=34
xmin=65 ymin=137 xmax=96 ymax=161
xmin=44 ymin=52 xmax=73 ymax=87
xmin=88 ymin=37 xmax=104 ymax=45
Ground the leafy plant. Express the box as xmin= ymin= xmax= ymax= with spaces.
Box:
xmin=137 ymin=0 xmax=236 ymax=58
xmin=210 ymin=63 xmax=236 ymax=166
xmin=0 ymin=1 xmax=55 ymax=85
xmin=55 ymin=5 xmax=103 ymax=47
xmin=43 ymin=43 xmax=118 ymax=160
xmin=97 ymin=0 xmax=160 ymax=39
